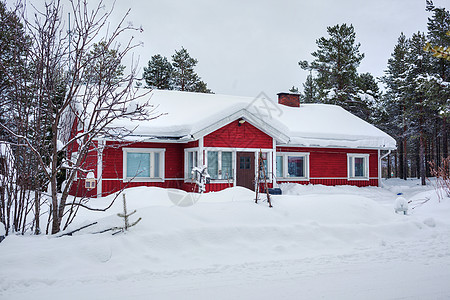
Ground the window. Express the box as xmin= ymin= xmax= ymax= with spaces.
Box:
xmin=288 ymin=156 xmax=304 ymax=177
xmin=347 ymin=154 xmax=369 ymax=180
xmin=70 ymin=152 xmax=78 ymax=180
xmin=207 ymin=150 xmax=234 ymax=180
xmin=207 ymin=151 xmax=219 ymax=179
xmin=257 ymin=153 xmax=269 ymax=179
xmin=185 ymin=150 xmax=198 ymax=179
xmin=123 ymin=148 xmax=165 ymax=181
xmin=276 ymin=155 xmax=283 ymax=178
xmin=222 ymin=152 xmax=233 ymax=180
xmin=276 ymin=152 xmax=309 ymax=180
xmin=127 ymin=152 xmax=150 ymax=177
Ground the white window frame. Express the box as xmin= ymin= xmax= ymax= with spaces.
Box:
xmin=184 ymin=148 xmax=199 ymax=180
xmin=205 ymin=149 xmax=235 ymax=181
xmin=68 ymin=151 xmax=79 ymax=181
xmin=123 ymin=148 xmax=165 ymax=182
xmin=347 ymin=153 xmax=370 ymax=180
xmin=255 ymin=151 xmax=272 ymax=182
xmin=276 ymin=152 xmax=310 ymax=180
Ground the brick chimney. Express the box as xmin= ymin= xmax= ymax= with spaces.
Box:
xmin=277 ymin=92 xmax=300 ymax=107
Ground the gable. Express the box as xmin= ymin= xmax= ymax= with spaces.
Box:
xmin=204 ymin=120 xmax=273 ymax=149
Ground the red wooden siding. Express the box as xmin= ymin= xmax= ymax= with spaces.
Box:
xmin=102 ymin=141 xmax=184 ymax=179
xmin=276 ymin=147 xmax=379 ymax=187
xmin=69 ymin=141 xmax=99 ymax=198
xmin=102 ymin=179 xmax=186 ymax=196
xmin=97 ymin=141 xmax=185 ymax=196
xmin=68 ymin=116 xmax=382 ymax=197
xmin=205 ymin=182 xmax=273 ymax=192
xmin=285 ymin=179 xmax=378 ymax=187
xmin=184 ymin=140 xmax=199 ymax=148
xmin=204 ymin=120 xmax=273 ymax=149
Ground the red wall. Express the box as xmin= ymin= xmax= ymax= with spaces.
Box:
xmin=68 ymin=142 xmax=99 ymax=198
xmin=102 ymin=141 xmax=184 ymax=179
xmin=204 ymin=120 xmax=273 ymax=149
xmin=277 ymin=147 xmax=378 ymax=187
xmin=69 ymin=118 xmax=380 ymax=197
xmin=98 ymin=141 xmax=185 ymax=196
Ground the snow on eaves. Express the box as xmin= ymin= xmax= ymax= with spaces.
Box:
xmin=106 ymin=89 xmax=396 ymax=150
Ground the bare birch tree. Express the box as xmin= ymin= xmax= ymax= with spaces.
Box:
xmin=1 ymin=0 xmax=156 ymax=234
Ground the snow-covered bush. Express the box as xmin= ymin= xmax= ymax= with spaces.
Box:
xmin=394 ymin=195 xmax=408 ymax=215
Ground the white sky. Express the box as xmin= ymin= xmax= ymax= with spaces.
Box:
xmin=11 ymin=0 xmax=450 ymax=99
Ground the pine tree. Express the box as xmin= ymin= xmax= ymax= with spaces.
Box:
xmin=0 ymin=2 xmax=30 ymax=141
xmin=425 ymin=1 xmax=450 ymax=62
xmin=357 ymin=73 xmax=380 ymax=96
xmin=405 ymin=32 xmax=436 ymax=185
xmin=302 ymin=74 xmax=318 ymax=103
xmin=299 ymin=24 xmax=366 ymax=118
xmin=142 ymin=48 xmax=212 ymax=93
xmin=143 ymin=54 xmax=173 ymax=89
xmin=171 ymin=47 xmax=211 ymax=93
xmin=356 ymin=73 xmax=383 ymax=126
xmin=382 ymin=33 xmax=410 ymax=179
xmin=172 ymin=47 xmax=198 ymax=91
xmin=426 ymin=2 xmax=450 ymax=159
xmin=289 ymin=86 xmax=299 ymax=93
xmin=83 ymin=41 xmax=125 ymax=86
xmin=192 ymin=79 xmax=212 ymax=93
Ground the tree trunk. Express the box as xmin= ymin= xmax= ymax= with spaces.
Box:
xmin=420 ymin=133 xmax=426 ymax=186
xmin=435 ymin=122 xmax=440 ymax=167
xmin=34 ymin=190 xmax=40 ymax=235
xmin=51 ymin=120 xmax=60 ymax=235
xmin=415 ymin=141 xmax=420 ymax=179
xmin=399 ymin=140 xmax=404 ymax=179
xmin=443 ymin=116 xmax=448 ymax=159
xmin=402 ymin=136 xmax=408 ymax=180
xmin=394 ymin=150 xmax=398 ymax=177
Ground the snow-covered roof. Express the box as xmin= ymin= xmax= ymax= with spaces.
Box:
xmin=108 ymin=89 xmax=396 ymax=150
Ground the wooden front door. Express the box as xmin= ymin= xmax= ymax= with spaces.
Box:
xmin=236 ymin=152 xmax=255 ymax=191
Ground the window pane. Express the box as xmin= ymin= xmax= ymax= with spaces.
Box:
xmin=259 ymin=158 xmax=268 ymax=178
xmin=208 ymin=151 xmax=218 ymax=179
xmin=154 ymin=152 xmax=160 ymax=178
xmin=354 ymin=157 xmax=365 ymax=177
xmin=348 ymin=158 xmax=353 ymax=177
xmin=222 ymin=152 xmax=233 ymax=179
xmin=194 ymin=152 xmax=197 ymax=168
xmin=276 ymin=156 xmax=283 ymax=178
xmin=240 ymin=156 xmax=250 ymax=169
xmin=187 ymin=152 xmax=193 ymax=178
xmin=288 ymin=156 xmax=304 ymax=177
xmin=127 ymin=153 xmax=150 ymax=177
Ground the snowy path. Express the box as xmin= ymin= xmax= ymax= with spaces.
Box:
xmin=3 ymin=229 xmax=449 ymax=300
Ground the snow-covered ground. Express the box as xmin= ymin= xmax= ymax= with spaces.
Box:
xmin=1 ymin=179 xmax=450 ymax=300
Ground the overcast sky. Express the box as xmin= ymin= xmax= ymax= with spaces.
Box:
xmin=15 ymin=0 xmax=449 ymax=99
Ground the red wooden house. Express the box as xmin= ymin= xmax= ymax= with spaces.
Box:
xmin=68 ymin=90 xmax=396 ymax=197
